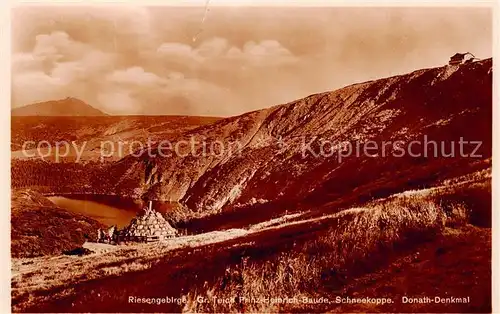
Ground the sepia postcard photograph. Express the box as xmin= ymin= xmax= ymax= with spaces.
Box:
xmin=8 ymin=1 xmax=495 ymax=313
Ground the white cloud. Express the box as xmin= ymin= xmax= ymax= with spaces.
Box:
xmin=12 ymin=71 xmax=66 ymax=105
xmin=227 ymin=40 xmax=298 ymax=66
xmin=12 ymin=30 xmax=297 ymax=115
xmin=33 ymin=31 xmax=88 ymax=62
xmin=195 ymin=37 xmax=230 ymax=58
xmin=12 ymin=31 xmax=117 ymax=108
xmin=12 ymin=53 xmax=41 ymax=73
xmin=157 ymin=43 xmax=196 ymax=61
xmin=97 ymin=90 xmax=138 ymax=115
xmin=244 ymin=40 xmax=292 ymax=56
xmin=106 ymin=67 xmax=166 ymax=86
xmin=51 ymin=61 xmax=86 ymax=83
xmin=81 ymin=50 xmax=116 ymax=73
xmin=156 ymin=37 xmax=297 ymax=66
xmin=98 ymin=73 xmax=238 ymax=116
xmin=168 ymin=72 xmax=185 ymax=80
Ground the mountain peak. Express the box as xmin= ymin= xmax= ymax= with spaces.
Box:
xmin=11 ymin=97 xmax=107 ymax=117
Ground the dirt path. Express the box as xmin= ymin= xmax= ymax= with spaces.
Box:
xmin=11 ymin=211 xmax=312 ymax=312
xmin=11 ymin=228 xmax=250 ymax=310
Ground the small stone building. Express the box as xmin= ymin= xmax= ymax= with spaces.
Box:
xmin=119 ymin=201 xmax=177 ymax=242
xmin=448 ymin=52 xmax=477 ymax=65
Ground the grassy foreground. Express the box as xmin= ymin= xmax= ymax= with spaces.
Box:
xmin=183 ymin=178 xmax=491 ymax=313
xmin=12 ymin=174 xmax=490 ymax=313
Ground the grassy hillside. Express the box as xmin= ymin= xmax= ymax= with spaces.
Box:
xmin=11 ymin=189 xmax=106 ymax=258
xmin=184 ymin=177 xmax=491 ymax=313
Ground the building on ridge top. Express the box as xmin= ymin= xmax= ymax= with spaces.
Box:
xmin=448 ymin=52 xmax=479 ymax=65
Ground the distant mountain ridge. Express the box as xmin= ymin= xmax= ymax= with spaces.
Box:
xmin=11 ymin=97 xmax=107 ymax=116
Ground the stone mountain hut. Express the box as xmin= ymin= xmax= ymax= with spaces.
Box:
xmin=448 ymin=52 xmax=477 ymax=65
xmin=118 ymin=201 xmax=178 ymax=243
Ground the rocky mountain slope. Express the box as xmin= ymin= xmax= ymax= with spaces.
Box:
xmin=109 ymin=59 xmax=491 ymax=224
xmin=11 ymin=97 xmax=107 ymax=116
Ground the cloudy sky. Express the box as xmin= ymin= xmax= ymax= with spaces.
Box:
xmin=11 ymin=6 xmax=492 ymax=116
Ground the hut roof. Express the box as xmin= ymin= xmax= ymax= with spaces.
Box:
xmin=450 ymin=53 xmax=467 ymax=61
xmin=122 ymin=202 xmax=177 ymax=238
xmin=451 ymin=52 xmax=465 ymax=58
